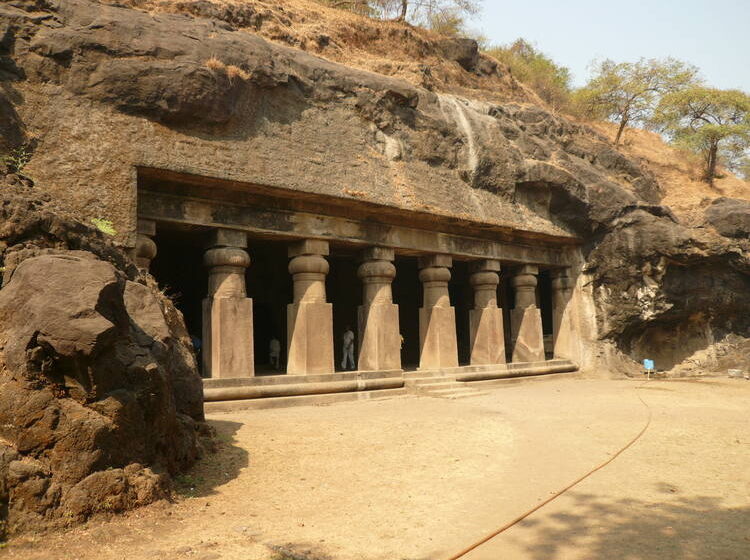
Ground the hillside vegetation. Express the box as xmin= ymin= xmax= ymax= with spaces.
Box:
xmin=114 ymin=0 xmax=750 ymax=211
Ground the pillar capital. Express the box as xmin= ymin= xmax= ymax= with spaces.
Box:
xmin=288 ymin=239 xmax=329 ymax=258
xmin=135 ymin=233 xmax=157 ymax=270
xmin=358 ymin=246 xmax=396 ymax=302
xmin=469 ymin=259 xmax=501 ymax=274
xmin=288 ymin=239 xmax=329 ymax=305
xmin=134 ymin=219 xmax=157 ymax=270
xmin=418 ymin=254 xmax=452 ymax=270
xmin=359 ymin=246 xmax=394 ymax=263
xmin=204 ymin=246 xmax=251 ymax=269
xmin=512 ymin=265 xmax=538 ymax=310
xmin=516 ymin=264 xmax=539 ymax=276
xmin=550 ymin=268 xmax=573 ymax=293
xmin=207 ymin=228 xmax=247 ymax=249
xmin=204 ymin=246 xmax=250 ymax=299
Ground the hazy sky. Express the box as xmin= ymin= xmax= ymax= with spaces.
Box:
xmin=468 ymin=0 xmax=750 ymax=91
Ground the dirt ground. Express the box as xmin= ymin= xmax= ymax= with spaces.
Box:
xmin=4 ymin=376 xmax=750 ymax=560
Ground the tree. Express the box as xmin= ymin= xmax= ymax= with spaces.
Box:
xmin=574 ymin=58 xmax=700 ymax=145
xmin=369 ymin=0 xmax=481 ymax=26
xmin=652 ymin=87 xmax=750 ymax=185
xmin=485 ymin=39 xmax=572 ymax=110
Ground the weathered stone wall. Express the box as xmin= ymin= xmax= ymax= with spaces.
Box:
xmin=1 ymin=0 xmax=749 ymax=372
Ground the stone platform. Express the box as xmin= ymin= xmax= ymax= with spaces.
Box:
xmin=203 ymin=360 xmax=578 ymax=411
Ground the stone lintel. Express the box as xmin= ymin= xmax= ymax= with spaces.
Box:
xmin=516 ymin=264 xmax=539 ymax=276
xmin=137 ymin=218 xmax=156 ymax=236
xmin=360 ymin=246 xmax=395 ymax=262
xmin=469 ymin=259 xmax=501 ymax=274
xmin=138 ymin=192 xmax=576 ymax=267
xmin=288 ymin=239 xmax=330 ymax=258
xmin=418 ymin=254 xmax=452 ymax=269
xmin=208 ymin=228 xmax=248 ymax=249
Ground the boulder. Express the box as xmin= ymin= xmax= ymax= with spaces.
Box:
xmin=0 ymin=185 xmax=206 ymax=538
xmin=705 ymin=197 xmax=750 ymax=238
xmin=436 ymin=37 xmax=479 ymax=72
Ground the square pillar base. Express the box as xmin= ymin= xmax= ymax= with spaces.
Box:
xmin=287 ymin=302 xmax=334 ymax=375
xmin=510 ymin=307 xmax=546 ymax=363
xmin=357 ymin=303 xmax=401 ymax=372
xmin=419 ymin=306 xmax=459 ymax=370
xmin=202 ymin=297 xmax=254 ymax=379
xmin=469 ymin=307 xmax=506 ymax=365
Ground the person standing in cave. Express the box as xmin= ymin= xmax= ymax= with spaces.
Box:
xmin=341 ymin=325 xmax=356 ymax=371
xmin=269 ymin=336 xmax=281 ymax=370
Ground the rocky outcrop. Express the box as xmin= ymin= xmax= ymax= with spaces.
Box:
xmin=0 ymin=181 xmax=207 ymax=539
xmin=0 ymin=2 xmax=748 ymax=542
xmin=705 ymin=197 xmax=750 ymax=239
xmin=2 ymin=0 xmax=748 ymax=379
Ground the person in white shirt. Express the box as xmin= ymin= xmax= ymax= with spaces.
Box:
xmin=269 ymin=337 xmax=281 ymax=370
xmin=341 ymin=326 xmax=355 ymax=371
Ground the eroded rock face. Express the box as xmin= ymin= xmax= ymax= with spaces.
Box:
xmin=0 ymin=184 xmax=206 ymax=538
xmin=705 ymin=198 xmax=750 ymax=239
xmin=2 ymin=0 xmax=748 ymax=377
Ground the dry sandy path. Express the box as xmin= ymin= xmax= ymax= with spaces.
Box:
xmin=4 ymin=377 xmax=750 ymax=560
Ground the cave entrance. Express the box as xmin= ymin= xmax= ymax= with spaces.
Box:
xmin=538 ymin=269 xmax=554 ymax=359
xmin=327 ymin=248 xmax=361 ymax=372
xmin=245 ymin=239 xmax=293 ymax=375
xmin=450 ymin=260 xmax=473 ymax=366
xmin=393 ymin=256 xmax=420 ymax=370
xmin=150 ymin=225 xmax=208 ymax=373
xmin=501 ymin=270 xmax=514 ymax=362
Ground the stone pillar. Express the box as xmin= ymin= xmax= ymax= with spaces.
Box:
xmin=418 ymin=254 xmax=458 ymax=370
xmin=287 ymin=239 xmax=334 ymax=375
xmin=510 ymin=265 xmax=546 ymax=363
xmin=357 ymin=247 xmax=401 ymax=372
xmin=135 ymin=219 xmax=157 ymax=271
xmin=202 ymin=229 xmax=254 ymax=379
xmin=550 ymin=268 xmax=574 ymax=360
xmin=469 ymin=259 xmax=506 ymax=365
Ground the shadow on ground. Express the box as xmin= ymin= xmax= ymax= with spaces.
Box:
xmin=175 ymin=419 xmax=249 ymax=498
xmin=512 ymin=488 xmax=750 ymax=559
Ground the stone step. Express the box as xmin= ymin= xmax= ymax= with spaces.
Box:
xmin=205 ymin=387 xmax=408 ymax=413
xmin=420 ymin=387 xmax=488 ymax=399
xmin=403 ymin=369 xmax=453 ymax=379
xmin=458 ymin=370 xmax=580 ymax=388
xmin=412 ymin=382 xmax=460 ymax=390
xmin=204 ymin=369 xmax=403 ymax=389
xmin=404 ymin=377 xmax=457 ymax=386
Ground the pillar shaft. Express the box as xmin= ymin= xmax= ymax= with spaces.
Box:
xmin=551 ymin=268 xmax=574 ymax=360
xmin=287 ymin=239 xmax=334 ymax=374
xmin=469 ymin=260 xmax=506 ymax=365
xmin=510 ymin=265 xmax=546 ymax=363
xmin=202 ymin=230 xmax=254 ymax=379
xmin=357 ymin=247 xmax=401 ymax=372
xmin=418 ymin=255 xmax=458 ymax=370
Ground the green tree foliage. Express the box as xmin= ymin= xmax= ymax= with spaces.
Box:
xmin=574 ymin=58 xmax=700 ymax=145
xmin=652 ymin=87 xmax=750 ymax=185
xmin=485 ymin=39 xmax=572 ymax=110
